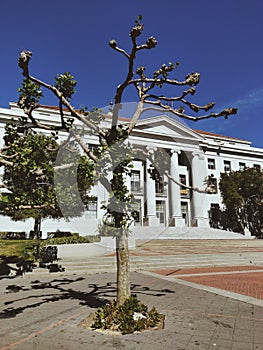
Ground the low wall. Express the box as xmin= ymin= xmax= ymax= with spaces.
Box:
xmin=55 ymin=235 xmax=136 ymax=258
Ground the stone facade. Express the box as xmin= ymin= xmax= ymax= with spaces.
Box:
xmin=0 ymin=103 xmax=262 ymax=237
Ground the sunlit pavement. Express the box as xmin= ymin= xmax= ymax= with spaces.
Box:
xmin=0 ymin=269 xmax=262 ymax=349
xmin=1 ymin=239 xmax=263 ymax=349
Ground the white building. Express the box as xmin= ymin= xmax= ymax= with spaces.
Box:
xmin=0 ymin=103 xmax=262 ymax=237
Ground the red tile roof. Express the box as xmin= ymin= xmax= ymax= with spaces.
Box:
xmin=38 ymin=105 xmax=248 ymax=142
xmin=39 ymin=105 xmax=130 ymax=121
xmin=194 ymin=129 xmax=249 ymax=142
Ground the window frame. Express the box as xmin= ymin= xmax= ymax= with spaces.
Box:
xmin=130 ymin=170 xmax=141 ymax=192
xmin=239 ymin=162 xmax=246 ymax=171
xmin=86 ymin=198 xmax=97 ymax=218
xmin=223 ymin=160 xmax=231 ymax=172
xmin=207 ymin=158 xmax=216 ymax=170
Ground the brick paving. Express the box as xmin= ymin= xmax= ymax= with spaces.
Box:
xmin=134 ymin=239 xmax=263 ymax=256
xmin=153 ymin=266 xmax=263 ymax=300
xmin=153 ymin=265 xmax=263 ymax=276
xmin=179 ymin=271 xmax=263 ymax=300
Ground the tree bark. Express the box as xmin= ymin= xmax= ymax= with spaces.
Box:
xmin=116 ymin=230 xmax=131 ymax=305
xmin=34 ymin=217 xmax=41 ymax=259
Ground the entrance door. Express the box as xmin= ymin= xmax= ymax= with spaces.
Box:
xmin=156 ymin=200 xmax=166 ymax=226
xmin=181 ymin=202 xmax=189 ymax=226
xmin=132 ymin=199 xmax=142 ymax=226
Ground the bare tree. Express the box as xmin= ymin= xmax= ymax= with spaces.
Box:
xmin=14 ymin=16 xmax=237 ymax=305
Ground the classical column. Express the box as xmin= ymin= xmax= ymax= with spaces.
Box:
xmin=190 ymin=152 xmax=210 ymax=227
xmin=145 ymin=147 xmax=159 ymax=226
xmin=170 ymin=148 xmax=185 ymax=227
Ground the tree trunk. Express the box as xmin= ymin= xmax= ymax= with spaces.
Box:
xmin=34 ymin=217 xmax=41 ymax=259
xmin=34 ymin=217 xmax=41 ymax=235
xmin=116 ymin=230 xmax=131 ymax=305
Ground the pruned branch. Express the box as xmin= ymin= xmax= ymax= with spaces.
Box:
xmin=109 ymin=20 xmax=237 ymax=136
xmin=29 ymin=73 xmax=106 ymax=137
xmin=164 ymin=170 xmax=215 ymax=194
xmin=0 ymin=184 xmax=8 ymax=189
xmin=127 ymin=100 xmax=144 ymax=134
xmin=18 ymin=51 xmax=107 ymax=139
xmin=0 ymin=158 xmax=13 ymax=167
xmin=58 ymin=129 xmax=113 ymax=193
xmin=70 ymin=130 xmax=98 ymax=162
xmin=146 ymin=87 xmax=215 ymax=113
xmin=0 ymin=152 xmax=18 ymax=159
xmin=110 ymin=23 xmax=158 ymax=130
xmin=18 ymin=50 xmax=32 ymax=77
xmin=143 ymin=99 xmax=237 ymax=121
xmin=129 ymin=72 xmax=201 ymax=91
xmin=109 ymin=40 xmax=130 ymax=59
xmin=54 ymin=163 xmax=77 ymax=171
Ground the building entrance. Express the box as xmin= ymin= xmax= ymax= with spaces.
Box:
xmin=156 ymin=200 xmax=166 ymax=226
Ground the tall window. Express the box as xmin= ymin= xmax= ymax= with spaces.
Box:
xmin=179 ymin=174 xmax=188 ymax=196
xmin=224 ymin=160 xmax=231 ymax=172
xmin=155 ymin=174 xmax=164 ymax=194
xmin=156 ymin=200 xmax=165 ymax=224
xmin=208 ymin=158 xmax=216 ymax=170
xmin=88 ymin=144 xmax=98 ymax=154
xmin=179 ymin=174 xmax=186 ymax=188
xmin=86 ymin=198 xmax=97 ymax=218
xmin=131 ymin=199 xmax=141 ymax=225
xmin=239 ymin=162 xmax=246 ymax=171
xmin=131 ymin=170 xmax=141 ymax=192
xmin=181 ymin=202 xmax=189 ymax=225
xmin=209 ymin=203 xmax=220 ymax=229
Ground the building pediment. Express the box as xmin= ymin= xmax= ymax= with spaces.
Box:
xmin=134 ymin=115 xmax=203 ymax=142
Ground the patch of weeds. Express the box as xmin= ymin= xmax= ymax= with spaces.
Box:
xmin=91 ymin=295 xmax=164 ymax=334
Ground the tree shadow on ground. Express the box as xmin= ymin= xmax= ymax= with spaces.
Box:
xmin=0 ymin=275 xmax=174 ymax=319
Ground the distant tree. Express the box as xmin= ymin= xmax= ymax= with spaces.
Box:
xmin=0 ymin=122 xmax=94 ymax=251
xmin=8 ymin=16 xmax=237 ymax=305
xmin=218 ymin=167 xmax=263 ymax=237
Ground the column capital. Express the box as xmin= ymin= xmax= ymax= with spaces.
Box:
xmin=146 ymin=146 xmax=157 ymax=155
xmin=170 ymin=147 xmax=181 ymax=155
xmin=192 ymin=151 xmax=205 ymax=160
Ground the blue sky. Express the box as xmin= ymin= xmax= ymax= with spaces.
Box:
xmin=0 ymin=0 xmax=262 ymax=147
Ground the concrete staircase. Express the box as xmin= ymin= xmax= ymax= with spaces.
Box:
xmin=131 ymin=226 xmax=252 ymax=240
xmin=33 ymin=238 xmax=263 ymax=276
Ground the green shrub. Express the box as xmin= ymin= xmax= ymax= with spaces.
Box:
xmin=41 ymin=234 xmax=100 ymax=247
xmin=92 ymin=295 xmax=164 ymax=334
xmin=0 ymin=232 xmax=26 ymax=240
xmin=97 ymin=221 xmax=131 ymax=238
xmin=47 ymin=230 xmax=80 ymax=238
xmin=97 ymin=221 xmax=122 ymax=237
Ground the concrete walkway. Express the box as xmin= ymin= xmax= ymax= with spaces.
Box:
xmin=1 ymin=239 xmax=263 ymax=349
xmin=0 ymin=271 xmax=263 ymax=350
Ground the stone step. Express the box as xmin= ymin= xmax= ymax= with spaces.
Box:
xmin=57 ymin=252 xmax=263 ymax=274
xmin=34 ymin=258 xmax=263 ymax=276
xmin=131 ymin=226 xmax=252 ymax=240
xmin=31 ymin=239 xmax=263 ymax=276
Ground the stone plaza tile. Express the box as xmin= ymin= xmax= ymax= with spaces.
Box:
xmin=231 ymin=340 xmax=253 ymax=349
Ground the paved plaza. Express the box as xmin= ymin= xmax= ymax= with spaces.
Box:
xmin=0 ymin=239 xmax=263 ymax=350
